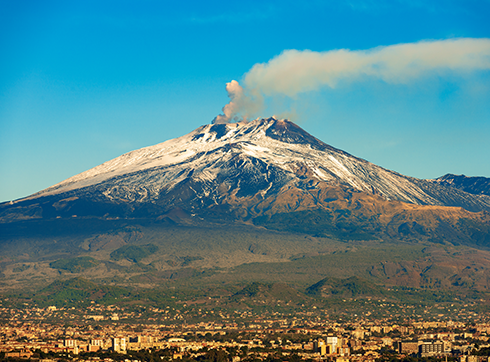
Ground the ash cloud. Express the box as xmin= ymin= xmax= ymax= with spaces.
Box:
xmin=213 ymin=38 xmax=490 ymax=123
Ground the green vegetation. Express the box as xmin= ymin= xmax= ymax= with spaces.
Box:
xmin=234 ymin=282 xmax=268 ymax=297
xmin=2 ymin=274 xmax=489 ymax=324
xmin=306 ymin=276 xmax=386 ymax=298
xmin=33 ymin=277 xmax=131 ymax=307
xmin=49 ymin=256 xmax=99 ymax=273
xmin=110 ymin=243 xmax=158 ymax=263
xmin=232 ymin=282 xmax=306 ymax=304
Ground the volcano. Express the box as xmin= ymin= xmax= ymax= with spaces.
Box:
xmin=3 ymin=117 xmax=490 ymax=217
xmin=1 ymin=118 xmax=490 ymax=293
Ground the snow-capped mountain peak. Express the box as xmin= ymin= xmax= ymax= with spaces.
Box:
xmin=21 ymin=117 xmax=490 ymax=213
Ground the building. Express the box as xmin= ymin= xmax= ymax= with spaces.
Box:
xmin=314 ymin=339 xmax=327 ymax=355
xmin=338 ymin=345 xmax=350 ymax=356
xmin=419 ymin=342 xmax=444 ymax=357
xmin=398 ymin=341 xmax=419 ymax=355
xmin=5 ymin=350 xmax=33 ymax=359
xmin=64 ymin=339 xmax=77 ymax=348
xmin=314 ymin=339 xmax=334 ymax=355
xmin=327 ymin=336 xmax=339 ymax=353
xmin=88 ymin=339 xmax=103 ymax=352
xmin=112 ymin=337 xmax=126 ymax=353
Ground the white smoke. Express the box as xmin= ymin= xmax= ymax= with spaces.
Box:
xmin=213 ymin=38 xmax=490 ymax=123
xmin=212 ymin=80 xmax=262 ymax=124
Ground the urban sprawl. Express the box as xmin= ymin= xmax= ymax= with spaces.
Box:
xmin=1 ymin=301 xmax=490 ymax=362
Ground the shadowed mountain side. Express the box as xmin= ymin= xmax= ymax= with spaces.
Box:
xmin=433 ymin=174 xmax=490 ymax=197
xmin=3 ymin=218 xmax=490 ymax=295
xmin=2 ymin=182 xmax=490 ymax=250
xmin=251 ymin=184 xmax=490 ymax=247
xmin=0 ymin=220 xmax=349 ymax=292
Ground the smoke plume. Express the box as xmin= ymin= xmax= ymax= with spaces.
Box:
xmin=212 ymin=80 xmax=262 ymax=124
xmin=213 ymin=38 xmax=490 ymax=123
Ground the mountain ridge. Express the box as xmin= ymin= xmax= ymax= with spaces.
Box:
xmin=433 ymin=174 xmax=490 ymax=197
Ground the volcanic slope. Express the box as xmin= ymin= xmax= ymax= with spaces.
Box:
xmin=1 ymin=117 xmax=490 ymax=293
xmin=2 ymin=118 xmax=490 ymax=238
xmin=3 ymin=117 xmax=490 ymax=215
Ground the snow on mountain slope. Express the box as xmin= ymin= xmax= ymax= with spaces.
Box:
xmin=20 ymin=118 xmax=490 ymax=212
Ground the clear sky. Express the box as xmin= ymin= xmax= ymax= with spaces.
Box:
xmin=1 ymin=0 xmax=489 ymax=202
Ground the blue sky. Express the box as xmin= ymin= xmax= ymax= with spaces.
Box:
xmin=1 ymin=0 xmax=489 ymax=202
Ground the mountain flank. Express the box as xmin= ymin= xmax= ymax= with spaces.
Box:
xmin=0 ymin=117 xmax=489 ymax=300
